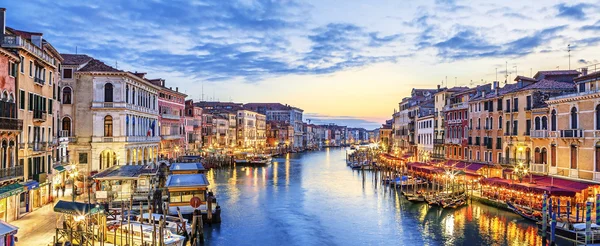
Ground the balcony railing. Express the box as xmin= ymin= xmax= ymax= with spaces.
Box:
xmin=431 ymin=153 xmax=445 ymax=159
xmin=443 ymin=102 xmax=468 ymax=111
xmin=91 ymin=102 xmax=158 ymax=115
xmin=559 ymin=129 xmax=584 ymax=138
xmin=33 ymin=77 xmax=45 ymax=85
xmin=531 ymin=130 xmax=549 ymax=138
xmin=499 ymin=157 xmax=530 ymax=165
xmin=433 ymin=139 xmax=444 ymax=145
xmin=18 ymin=143 xmax=25 ymax=149
xmin=446 ymin=138 xmax=461 ymax=144
xmin=529 ymin=163 xmax=547 ymax=174
xmin=0 ymin=117 xmax=22 ymax=131
xmin=33 ymin=110 xmax=47 ymax=122
xmin=161 ymin=113 xmax=181 ymax=120
xmin=0 ymin=166 xmax=24 ymax=181
xmin=31 ymin=142 xmax=46 ymax=152
xmin=2 ymin=35 xmax=57 ymax=67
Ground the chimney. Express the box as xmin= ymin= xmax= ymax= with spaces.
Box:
xmin=582 ymin=67 xmax=588 ymax=76
xmin=437 ymin=84 xmax=440 ymax=90
xmin=176 ymin=87 xmax=179 ymax=92
xmin=0 ymin=8 xmax=5 ymax=42
xmin=482 ymin=91 xmax=486 ymax=98
xmin=493 ymin=81 xmax=499 ymax=90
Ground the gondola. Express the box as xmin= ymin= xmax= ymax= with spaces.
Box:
xmin=537 ymin=221 xmax=600 ymax=244
xmin=506 ymin=201 xmax=542 ymax=222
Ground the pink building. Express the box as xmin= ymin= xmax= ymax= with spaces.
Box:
xmin=184 ymin=99 xmax=202 ymax=153
xmin=149 ymin=78 xmax=187 ymax=159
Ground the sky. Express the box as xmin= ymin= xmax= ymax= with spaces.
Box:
xmin=4 ymin=0 xmax=600 ymax=129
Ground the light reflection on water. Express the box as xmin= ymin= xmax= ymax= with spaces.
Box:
xmin=203 ymin=148 xmax=551 ymax=246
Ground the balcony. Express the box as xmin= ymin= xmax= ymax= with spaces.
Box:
xmin=499 ymin=157 xmax=529 ymax=166
xmin=525 ymin=105 xmax=532 ymax=111
xmin=91 ymin=102 xmax=158 ymax=115
xmin=18 ymin=143 xmax=25 ymax=149
xmin=443 ymin=102 xmax=468 ymax=111
xmin=559 ymin=129 xmax=584 ymax=138
xmin=446 ymin=138 xmax=461 ymax=144
xmin=161 ymin=113 xmax=181 ymax=120
xmin=531 ymin=130 xmax=549 ymax=138
xmin=433 ymin=138 xmax=444 ymax=145
xmin=126 ymin=136 xmax=160 ymax=142
xmin=162 ymin=134 xmax=183 ymax=140
xmin=431 ymin=153 xmax=445 ymax=159
xmin=2 ymin=35 xmax=57 ymax=67
xmin=33 ymin=77 xmax=45 ymax=86
xmin=0 ymin=166 xmax=24 ymax=181
xmin=529 ymin=163 xmax=547 ymax=174
xmin=504 ymin=108 xmax=511 ymax=113
xmin=0 ymin=118 xmax=22 ymax=131
xmin=33 ymin=110 xmax=47 ymax=122
xmin=31 ymin=142 xmax=46 ymax=152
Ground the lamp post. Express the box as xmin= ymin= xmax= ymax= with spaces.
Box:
xmin=514 ymin=161 xmax=528 ymax=183
xmin=69 ymin=164 xmax=78 ymax=202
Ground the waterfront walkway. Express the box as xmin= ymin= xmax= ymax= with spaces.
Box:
xmin=12 ymin=189 xmax=81 ymax=246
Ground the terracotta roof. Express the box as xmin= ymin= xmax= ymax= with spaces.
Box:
xmin=575 ymin=71 xmax=600 ymax=82
xmin=60 ymin=54 xmax=93 ymax=65
xmin=132 ymin=72 xmax=147 ymax=79
xmin=519 ymin=79 xmax=575 ymax=91
xmin=5 ymin=26 xmax=42 ymax=40
xmin=514 ymin=75 xmax=536 ymax=82
xmin=244 ymin=103 xmax=295 ymax=111
xmin=77 ymin=59 xmax=123 ymax=73
xmin=533 ymin=70 xmax=580 ymax=79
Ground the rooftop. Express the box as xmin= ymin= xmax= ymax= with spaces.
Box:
xmin=519 ymin=79 xmax=575 ymax=91
xmin=575 ymin=70 xmax=600 ymax=82
xmin=166 ymin=174 xmax=209 ymax=188
xmin=170 ymin=163 xmax=205 ymax=172
xmin=533 ymin=70 xmax=580 ymax=79
xmin=92 ymin=165 xmax=156 ymax=180
xmin=60 ymin=54 xmax=93 ymax=65
xmin=78 ymin=58 xmax=123 ymax=73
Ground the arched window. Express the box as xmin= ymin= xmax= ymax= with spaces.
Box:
xmin=132 ymin=88 xmax=136 ymax=105
xmin=126 ymin=85 xmax=129 ymax=103
xmin=542 ymin=116 xmax=548 ymax=130
xmin=104 ymin=115 xmax=113 ymax=137
xmin=62 ymin=117 xmax=71 ymax=137
xmin=596 ymin=143 xmax=600 ymax=172
xmin=104 ymin=83 xmax=114 ymax=102
xmin=551 ymin=110 xmax=557 ymax=131
xmin=541 ymin=148 xmax=547 ymax=164
xmin=534 ymin=117 xmax=541 ymax=130
xmin=571 ymin=107 xmax=578 ymax=129
xmin=534 ymin=147 xmax=541 ymax=163
xmin=63 ymin=87 xmax=72 ymax=104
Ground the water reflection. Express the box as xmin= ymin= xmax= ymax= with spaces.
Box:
xmin=204 ymin=148 xmax=550 ymax=246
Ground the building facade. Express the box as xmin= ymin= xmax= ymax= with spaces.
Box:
xmin=154 ymin=80 xmax=187 ymax=159
xmin=59 ymin=55 xmax=160 ymax=176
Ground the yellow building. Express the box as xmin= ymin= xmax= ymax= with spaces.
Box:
xmin=3 ymin=26 xmax=63 ymax=211
xmin=546 ymin=69 xmax=600 ymax=181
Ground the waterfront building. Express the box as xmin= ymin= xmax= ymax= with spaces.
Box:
xmin=184 ymin=100 xmax=202 ymax=153
xmin=236 ymin=109 xmax=264 ymax=149
xmin=546 ymin=68 xmax=600 ymax=181
xmin=1 ymin=17 xmax=63 ymax=213
xmin=392 ymin=89 xmax=436 ymax=160
xmin=201 ymin=112 xmax=214 ymax=148
xmin=194 ymin=101 xmax=243 ymax=148
xmin=152 ymin=80 xmax=187 ymax=159
xmin=256 ymin=113 xmax=266 ymax=150
xmin=444 ymin=85 xmax=490 ymax=160
xmin=213 ymin=115 xmax=229 ymax=148
xmin=379 ymin=120 xmax=392 ymax=153
xmin=0 ymin=42 xmax=23 ymax=222
xmin=433 ymin=86 xmax=468 ymax=160
xmin=416 ymin=112 xmax=434 ymax=161
xmin=266 ymin=121 xmax=294 ymax=150
xmin=500 ymin=71 xmax=578 ymax=177
xmin=58 ymin=54 xmax=160 ymax=175
xmin=243 ymin=103 xmax=304 ymax=149
xmin=465 ymin=83 xmax=494 ymax=164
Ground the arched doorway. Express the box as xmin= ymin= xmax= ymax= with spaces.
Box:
xmin=99 ymin=149 xmax=117 ymax=170
xmin=525 ymin=147 xmax=531 ymax=164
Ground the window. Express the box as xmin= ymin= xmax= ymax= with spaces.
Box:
xmin=506 ymin=99 xmax=510 ymax=111
xmin=570 ymin=145 xmax=577 ymax=169
xmin=49 ymin=71 xmax=53 ymax=85
xmin=29 ymin=61 xmax=32 ymax=77
xmin=596 ymin=105 xmax=600 ymax=130
xmin=63 ymin=87 xmax=72 ymax=104
xmin=551 ymin=144 xmax=557 ymax=167
xmin=104 ymin=115 xmax=113 ymax=137
xmin=19 ymin=56 xmax=24 ymax=73
xmin=551 ymin=110 xmax=557 ymax=131
xmin=596 ymin=144 xmax=600 ymax=172
xmin=8 ymin=62 xmax=16 ymax=77
xmin=535 ymin=117 xmax=541 ymax=130
xmin=48 ymin=98 xmax=52 ymax=114
xmin=104 ymin=83 xmax=114 ymax=102
xmin=513 ymin=98 xmax=518 ymax=111
xmin=526 ymin=120 xmax=531 ymax=135
xmin=63 ymin=68 xmax=73 ymax=79
xmin=571 ymin=107 xmax=578 ymax=129
xmin=497 ymin=99 xmax=502 ymax=111
xmin=499 ymin=116 xmax=502 ymax=129
xmin=126 ymin=85 xmax=129 ymax=103
xmin=28 ymin=93 xmax=33 ymax=111
xmin=542 ymin=116 xmax=548 ymax=130
xmin=19 ymin=90 xmax=25 ymax=109
xmin=62 ymin=117 xmax=71 ymax=137
xmin=580 ymin=83 xmax=586 ymax=93
xmin=79 ymin=153 xmax=88 ymax=164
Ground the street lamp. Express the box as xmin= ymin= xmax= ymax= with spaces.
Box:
xmin=69 ymin=164 xmax=79 ymax=202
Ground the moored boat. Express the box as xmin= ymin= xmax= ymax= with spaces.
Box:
xmin=506 ymin=201 xmax=542 ymax=222
xmin=537 ymin=221 xmax=600 ymax=244
xmin=105 ymin=221 xmax=186 ymax=246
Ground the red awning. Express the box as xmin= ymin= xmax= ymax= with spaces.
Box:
xmin=530 ymin=175 xmax=595 ymax=193
xmin=510 ymin=182 xmax=577 ymax=197
xmin=481 ymin=177 xmax=511 ymax=187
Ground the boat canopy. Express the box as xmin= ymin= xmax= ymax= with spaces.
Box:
xmin=53 ymin=200 xmax=105 ymax=216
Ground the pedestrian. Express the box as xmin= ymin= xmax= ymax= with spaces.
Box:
xmin=61 ymin=184 xmax=65 ymax=197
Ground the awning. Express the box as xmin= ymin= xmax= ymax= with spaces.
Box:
xmin=481 ymin=177 xmax=511 ymax=187
xmin=531 ymin=175 xmax=596 ymax=193
xmin=53 ymin=165 xmax=66 ymax=173
xmin=53 ymin=200 xmax=104 ymax=216
xmin=0 ymin=184 xmax=24 ymax=199
xmin=0 ymin=220 xmax=18 ymax=236
xmin=22 ymin=180 xmax=39 ymax=190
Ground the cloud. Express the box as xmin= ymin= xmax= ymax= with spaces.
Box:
xmin=578 ymin=58 xmax=598 ymax=64
xmin=431 ymin=25 xmax=567 ymax=60
xmin=555 ymin=3 xmax=593 ymax=20
xmin=581 ymin=20 xmax=600 ymax=31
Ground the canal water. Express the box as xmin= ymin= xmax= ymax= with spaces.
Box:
xmin=203 ymin=147 xmax=547 ymax=246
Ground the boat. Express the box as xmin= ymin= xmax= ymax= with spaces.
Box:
xmin=441 ymin=195 xmax=466 ymax=209
xmin=105 ymin=221 xmax=186 ymax=246
xmin=406 ymin=191 xmax=425 ymax=202
xmin=449 ymin=199 xmax=466 ymax=209
xmin=141 ymin=213 xmax=192 ymax=236
xmin=537 ymin=221 xmax=600 ymax=244
xmin=506 ymin=201 xmax=542 ymax=222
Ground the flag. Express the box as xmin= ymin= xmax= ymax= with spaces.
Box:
xmin=147 ymin=121 xmax=155 ymax=136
